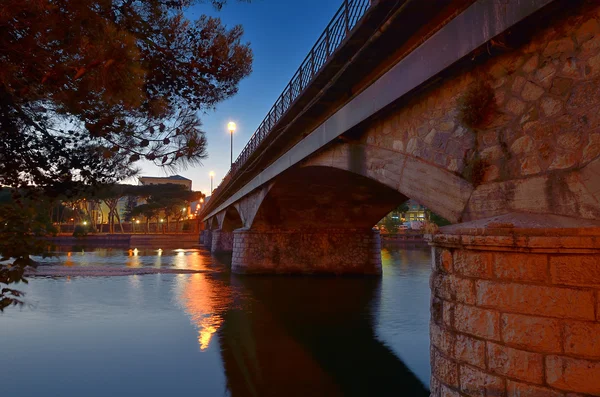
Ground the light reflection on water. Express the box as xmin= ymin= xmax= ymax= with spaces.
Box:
xmin=1 ymin=245 xmax=431 ymax=397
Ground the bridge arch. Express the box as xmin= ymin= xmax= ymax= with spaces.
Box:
xmin=251 ymin=165 xmax=408 ymax=230
xmin=221 ymin=206 xmax=244 ymax=232
xmin=302 ymin=142 xmax=474 ymax=223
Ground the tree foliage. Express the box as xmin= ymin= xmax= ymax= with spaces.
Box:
xmin=0 ymin=189 xmax=56 ymax=311
xmin=0 ymin=0 xmax=251 ymax=309
xmin=0 ymin=0 xmax=252 ymax=188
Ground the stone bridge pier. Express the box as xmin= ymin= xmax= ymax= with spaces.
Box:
xmin=231 ymin=228 xmax=382 ymax=275
xmin=429 ymin=214 xmax=600 ymax=396
xmin=208 ymin=207 xmax=243 ymax=254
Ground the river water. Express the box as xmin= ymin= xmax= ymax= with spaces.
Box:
xmin=1 ymin=245 xmax=432 ymax=397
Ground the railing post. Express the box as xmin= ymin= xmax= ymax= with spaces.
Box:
xmin=326 ymin=28 xmax=331 ymax=58
xmin=344 ymin=0 xmax=350 ymax=33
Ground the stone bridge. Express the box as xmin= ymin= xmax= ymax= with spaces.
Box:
xmin=200 ymin=0 xmax=600 ymax=395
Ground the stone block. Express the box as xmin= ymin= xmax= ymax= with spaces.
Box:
xmin=443 ymin=301 xmax=455 ymax=329
xmin=431 ymin=323 xmax=455 ymax=357
xmin=568 ymin=80 xmax=600 ymax=110
xmin=588 ymin=52 xmax=600 ymax=77
xmin=546 ymin=355 xmax=600 ymax=395
xmin=512 ymin=75 xmax=527 ymax=94
xmin=576 ymin=18 xmax=600 ymax=45
xmin=440 ymin=385 xmax=460 ymax=397
xmin=543 ymin=38 xmax=575 ymax=59
xmin=476 ymin=280 xmax=596 ymax=320
xmin=432 ymin=296 xmax=445 ymax=326
xmin=597 ymin=291 xmax=600 ymax=321
xmin=501 ymin=313 xmax=562 ymax=353
xmin=521 ymin=81 xmax=545 ymax=101
xmin=493 ymin=252 xmax=549 ymax=283
xmin=481 ymin=145 xmax=503 ymax=162
xmin=506 ymin=97 xmax=526 ymax=115
xmin=550 ymin=77 xmax=574 ymax=97
xmin=453 ymin=251 xmax=493 ymax=279
xmin=440 ymin=249 xmax=453 ymax=273
xmin=431 ymin=273 xmax=476 ymax=305
xmin=459 ymin=365 xmax=505 ymax=397
xmin=455 ymin=333 xmax=486 ymax=369
xmin=432 ymin=347 xmax=459 ymax=388
xmin=520 ymin=157 xmax=542 ymax=176
xmin=453 ymin=304 xmax=500 ymax=341
xmin=564 ymin=321 xmax=600 ymax=358
xmin=486 ymin=342 xmax=544 ymax=384
xmin=534 ymin=64 xmax=557 ymax=87
xmin=506 ymin=380 xmax=564 ymax=397
xmin=521 ymin=54 xmax=539 ymax=73
xmin=398 ymin=156 xmax=473 ymax=222
xmin=550 ymin=255 xmax=600 ymax=287
xmin=511 ymin=135 xmax=534 ymax=155
xmin=583 ymin=133 xmax=600 ymax=163
xmin=541 ymin=96 xmax=563 ymax=117
xmin=430 ymin=376 xmax=441 ymax=397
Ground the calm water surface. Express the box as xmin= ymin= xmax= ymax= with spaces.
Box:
xmin=1 ymin=245 xmax=432 ymax=397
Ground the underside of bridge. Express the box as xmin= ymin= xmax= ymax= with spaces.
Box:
xmin=200 ymin=0 xmax=600 ymax=393
xmin=231 ymin=166 xmax=406 ymax=275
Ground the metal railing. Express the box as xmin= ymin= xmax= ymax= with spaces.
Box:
xmin=228 ymin=0 xmax=373 ymax=177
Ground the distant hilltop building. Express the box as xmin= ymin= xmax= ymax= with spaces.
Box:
xmin=139 ymin=175 xmax=192 ymax=191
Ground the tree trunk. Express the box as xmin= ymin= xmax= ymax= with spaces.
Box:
xmin=116 ymin=211 xmax=124 ymax=233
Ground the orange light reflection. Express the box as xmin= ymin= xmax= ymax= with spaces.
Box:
xmin=176 ymin=272 xmax=231 ymax=351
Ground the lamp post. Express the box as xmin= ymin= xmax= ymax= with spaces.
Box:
xmin=209 ymin=171 xmax=215 ymax=193
xmin=228 ymin=121 xmax=236 ymax=167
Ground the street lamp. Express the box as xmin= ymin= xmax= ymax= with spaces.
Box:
xmin=228 ymin=121 xmax=236 ymax=167
xmin=209 ymin=171 xmax=215 ymax=193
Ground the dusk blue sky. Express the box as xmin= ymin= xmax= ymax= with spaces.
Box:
xmin=137 ymin=0 xmax=345 ymax=194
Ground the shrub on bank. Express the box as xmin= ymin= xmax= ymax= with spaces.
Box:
xmin=73 ymin=225 xmax=88 ymax=238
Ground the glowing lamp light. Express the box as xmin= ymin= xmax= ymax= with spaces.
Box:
xmin=227 ymin=121 xmax=237 ymax=133
xmin=136 ymin=220 xmax=140 ymax=224
xmin=83 ymin=221 xmax=88 ymax=225
xmin=209 ymin=171 xmax=215 ymax=177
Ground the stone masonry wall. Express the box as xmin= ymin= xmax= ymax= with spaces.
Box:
xmin=367 ymin=0 xmax=600 ymax=184
xmin=231 ymin=228 xmax=382 ymax=275
xmin=210 ymin=229 xmax=234 ymax=254
xmin=429 ymin=223 xmax=600 ymax=396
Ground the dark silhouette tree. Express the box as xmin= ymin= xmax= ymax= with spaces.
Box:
xmin=0 ymin=0 xmax=251 ymax=308
xmin=0 ymin=0 xmax=252 ymax=188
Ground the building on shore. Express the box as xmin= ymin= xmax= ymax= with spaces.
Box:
xmin=139 ymin=175 xmax=192 ymax=191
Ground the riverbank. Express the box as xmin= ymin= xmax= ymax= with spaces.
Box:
xmin=47 ymin=233 xmax=200 ymax=248
xmin=381 ymin=233 xmax=425 ymax=242
xmin=24 ymin=266 xmax=207 ymax=277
